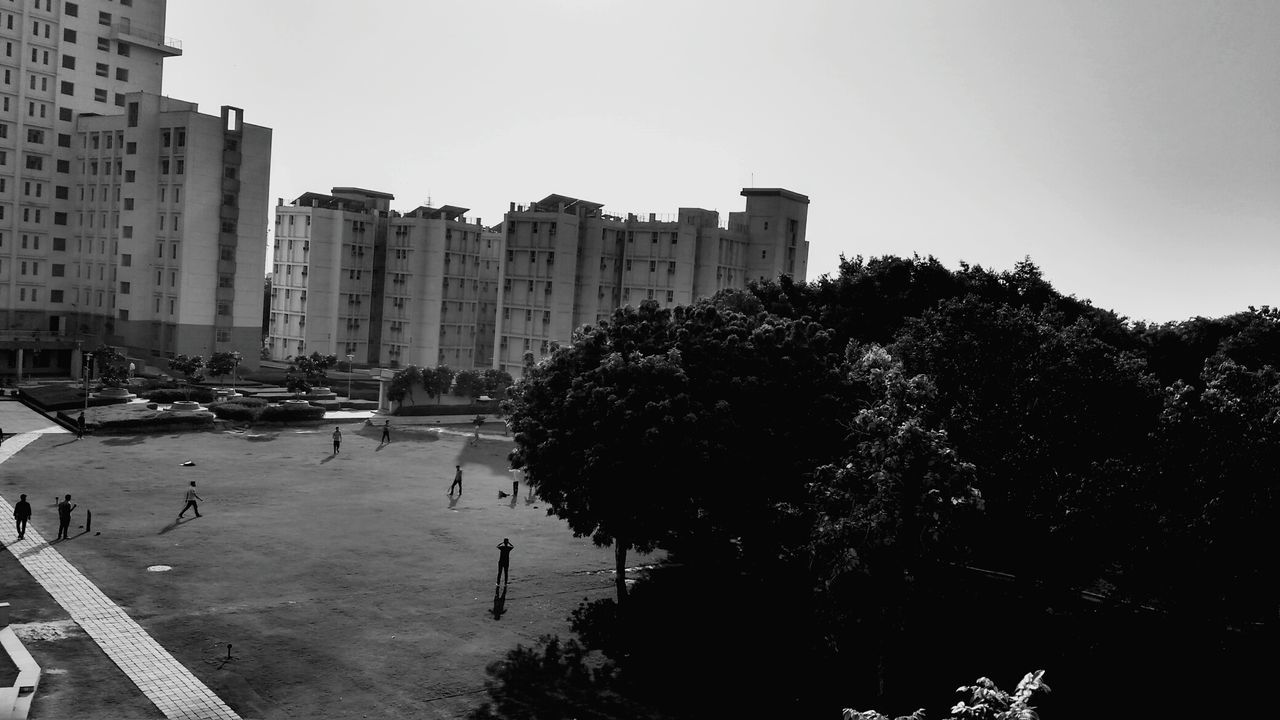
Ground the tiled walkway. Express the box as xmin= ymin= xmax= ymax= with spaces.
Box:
xmin=1 ymin=431 xmax=242 ymax=720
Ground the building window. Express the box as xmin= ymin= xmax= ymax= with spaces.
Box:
xmin=217 ymin=303 xmax=230 ymax=316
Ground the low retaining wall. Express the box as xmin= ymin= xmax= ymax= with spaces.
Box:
xmin=0 ymin=604 xmax=39 ymax=720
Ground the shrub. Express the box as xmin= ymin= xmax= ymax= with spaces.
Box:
xmin=144 ymin=387 xmax=216 ymax=403
xmin=261 ymin=402 xmax=325 ymax=422
xmin=224 ymin=397 xmax=269 ymax=408
xmin=211 ymin=403 xmax=259 ymax=422
xmin=97 ymin=413 xmax=214 ymax=432
xmin=394 ymin=402 xmax=498 ymax=417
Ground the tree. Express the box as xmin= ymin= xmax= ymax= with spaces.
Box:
xmin=506 ymin=299 xmax=853 ymax=603
xmin=389 ymin=365 xmax=423 ymax=405
xmin=453 ymin=369 xmax=482 ymax=398
xmin=93 ymin=346 xmax=129 ymax=388
xmin=168 ymin=354 xmax=206 ymax=384
xmin=480 ymin=368 xmax=515 ymax=400
xmin=285 ymin=352 xmax=337 ymax=393
xmin=844 ymin=671 xmax=1048 ymax=720
xmin=206 ymin=352 xmax=238 ymax=384
xmin=430 ymin=364 xmax=455 ymax=403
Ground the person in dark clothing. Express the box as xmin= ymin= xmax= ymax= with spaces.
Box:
xmin=178 ymin=481 xmax=202 ymax=518
xmin=13 ymin=494 xmax=31 ymax=539
xmin=56 ymin=494 xmax=76 ymax=540
xmin=496 ymin=538 xmax=514 ymax=585
xmin=77 ymin=412 xmax=86 ymax=439
xmin=380 ymin=420 xmax=391 ymax=445
xmin=449 ymin=465 xmax=463 ymax=496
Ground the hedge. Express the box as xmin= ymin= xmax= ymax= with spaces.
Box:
xmin=210 ymin=400 xmax=324 ymax=423
xmin=95 ymin=413 xmax=214 ymax=432
xmin=393 ymin=402 xmax=498 ymax=417
xmin=261 ymin=403 xmax=325 ymax=422
xmin=143 ymin=387 xmax=216 ymax=403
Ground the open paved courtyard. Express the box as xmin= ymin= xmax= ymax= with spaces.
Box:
xmin=0 ymin=414 xmax=652 ymax=719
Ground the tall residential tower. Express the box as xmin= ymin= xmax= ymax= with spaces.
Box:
xmin=1 ymin=0 xmax=271 ymax=378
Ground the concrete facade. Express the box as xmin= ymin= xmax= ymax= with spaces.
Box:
xmin=493 ymin=188 xmax=809 ymax=377
xmin=0 ymin=0 xmax=270 ymax=378
xmin=269 ymin=189 xmax=500 ymax=370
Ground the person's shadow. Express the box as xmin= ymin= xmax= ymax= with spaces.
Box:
xmin=448 ymin=494 xmax=460 ymax=509
xmin=158 ymin=516 xmax=194 ymax=535
xmin=491 ymin=584 xmax=508 ymax=620
xmin=320 ymin=454 xmax=336 ymax=464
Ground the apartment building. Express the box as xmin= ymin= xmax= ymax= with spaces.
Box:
xmin=492 ymin=187 xmax=809 ymax=376
xmin=0 ymin=0 xmax=271 ymax=378
xmin=268 ymin=188 xmax=501 ymax=370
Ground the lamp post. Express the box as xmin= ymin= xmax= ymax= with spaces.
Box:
xmin=346 ymin=354 xmax=354 ymax=401
xmin=76 ymin=340 xmax=90 ymax=413
xmin=231 ymin=350 xmax=242 ymax=396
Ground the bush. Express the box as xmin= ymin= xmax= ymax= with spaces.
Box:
xmin=225 ymin=397 xmax=269 ymax=409
xmin=96 ymin=413 xmax=214 ymax=432
xmin=394 ymin=402 xmax=497 ymax=417
xmin=211 ymin=403 xmax=259 ymax=422
xmin=261 ymin=402 xmax=325 ymax=422
xmin=144 ymin=387 xmax=216 ymax=403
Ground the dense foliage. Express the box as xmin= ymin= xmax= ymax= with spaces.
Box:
xmin=482 ymin=257 xmax=1278 ymax=718
xmin=285 ymin=352 xmax=337 ymax=393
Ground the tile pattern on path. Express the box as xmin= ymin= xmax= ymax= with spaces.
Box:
xmin=1 ymin=431 xmax=242 ymax=720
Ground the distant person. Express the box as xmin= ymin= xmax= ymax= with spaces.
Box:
xmin=449 ymin=465 xmax=463 ymax=496
xmin=77 ymin=412 xmax=86 ymax=439
xmin=381 ymin=420 xmax=391 ymax=445
xmin=332 ymin=426 xmax=342 ymax=455
xmin=178 ymin=481 xmax=202 ymax=519
xmin=471 ymin=415 xmax=484 ymax=445
xmin=496 ymin=538 xmax=514 ymax=585
xmin=509 ymin=467 xmax=522 ymax=499
xmin=56 ymin=494 xmax=76 ymax=540
xmin=13 ymin=493 xmax=31 ymax=540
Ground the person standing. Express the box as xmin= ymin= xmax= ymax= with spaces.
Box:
xmin=56 ymin=494 xmax=76 ymax=540
xmin=332 ymin=426 xmax=342 ymax=455
xmin=495 ymin=538 xmax=514 ymax=586
xmin=76 ymin=412 xmax=86 ymax=440
xmin=509 ymin=467 xmax=522 ymax=499
xmin=449 ymin=465 xmax=463 ymax=496
xmin=177 ymin=481 xmax=202 ymax=518
xmin=380 ymin=420 xmax=391 ymax=445
xmin=13 ymin=494 xmax=31 ymax=540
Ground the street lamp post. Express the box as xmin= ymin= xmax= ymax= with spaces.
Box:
xmin=76 ymin=340 xmax=90 ymax=413
xmin=346 ymin=354 xmax=354 ymax=401
xmin=231 ymin=351 xmax=242 ymax=396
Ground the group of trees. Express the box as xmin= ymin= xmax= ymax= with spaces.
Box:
xmin=474 ymin=255 xmax=1279 ymax=719
xmin=167 ymin=352 xmax=242 ymax=385
xmin=387 ymin=364 xmax=513 ymax=406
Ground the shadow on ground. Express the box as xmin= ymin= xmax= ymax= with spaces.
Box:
xmin=102 ymin=436 xmax=147 ymax=446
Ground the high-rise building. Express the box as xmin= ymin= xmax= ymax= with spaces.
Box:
xmin=268 ymin=187 xmax=808 ymax=379
xmin=268 ymin=188 xmax=500 ymax=370
xmin=1 ymin=0 xmax=271 ymax=379
xmin=492 ymin=188 xmax=808 ymax=376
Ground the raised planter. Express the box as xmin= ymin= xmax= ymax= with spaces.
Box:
xmin=95 ymin=387 xmax=136 ymax=401
xmin=167 ymin=401 xmax=204 ymax=412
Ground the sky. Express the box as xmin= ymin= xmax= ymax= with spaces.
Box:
xmin=162 ymin=0 xmax=1280 ymax=324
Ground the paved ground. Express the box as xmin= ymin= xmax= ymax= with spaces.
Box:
xmin=0 ymin=399 xmax=652 ymax=719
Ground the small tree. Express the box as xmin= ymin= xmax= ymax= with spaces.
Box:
xmin=480 ymin=369 xmax=515 ymax=400
xmin=93 ymin=346 xmax=129 ymax=388
xmin=427 ymin=364 xmax=454 ymax=403
xmin=285 ymin=352 xmax=338 ymax=393
xmin=389 ymin=365 xmax=423 ymax=406
xmin=168 ymin=354 xmax=206 ymax=384
xmin=453 ymin=369 xmax=482 ymax=398
xmin=206 ymin=352 xmax=238 ymax=384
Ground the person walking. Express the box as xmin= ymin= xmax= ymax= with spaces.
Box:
xmin=13 ymin=494 xmax=31 ymax=540
xmin=495 ymin=538 xmax=514 ymax=586
xmin=332 ymin=426 xmax=342 ymax=455
xmin=76 ymin=412 xmax=86 ymax=439
xmin=449 ymin=465 xmax=463 ymax=496
xmin=177 ymin=481 xmax=202 ymax=518
xmin=380 ymin=420 xmax=391 ymax=445
xmin=56 ymin=494 xmax=76 ymax=540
